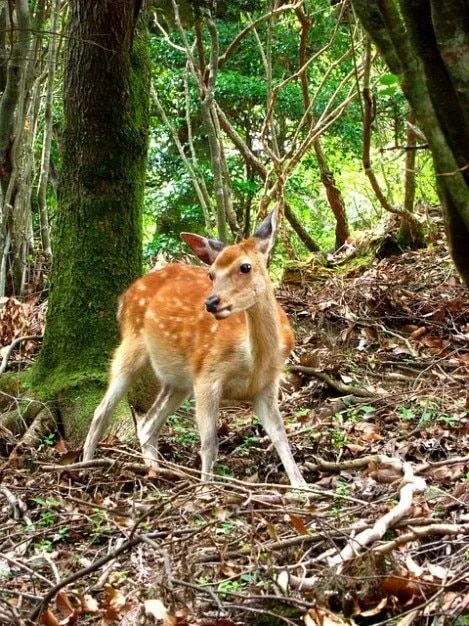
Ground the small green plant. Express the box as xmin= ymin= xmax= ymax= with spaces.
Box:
xmin=331 ymin=480 xmax=351 ymax=518
xmin=343 ymin=405 xmax=376 ymax=423
xmin=218 ymin=521 xmax=236 ymax=535
xmin=398 ymin=400 xmax=455 ymax=428
xmin=31 ymin=497 xmax=61 ymax=528
xmin=331 ymin=428 xmax=348 ymax=449
xmin=417 ymin=399 xmax=440 ymax=426
xmin=168 ymin=414 xmax=198 ymax=445
xmin=89 ymin=510 xmax=113 ymax=542
xmin=217 ymin=579 xmax=242 ymax=597
xmin=214 ymin=464 xmax=233 ymax=476
xmin=173 ymin=423 xmax=198 ymax=445
xmin=234 ymin=435 xmax=259 ymax=454
xmin=54 ymin=527 xmax=70 ymax=542
xmin=38 ymin=509 xmax=56 ymax=528
xmin=42 ymin=433 xmax=57 ymax=447
xmin=34 ymin=539 xmax=53 ymax=553
xmin=399 ymin=406 xmax=415 ymax=421
xmin=196 ymin=575 xmax=211 ymax=585
xmin=438 ymin=413 xmax=457 ymax=426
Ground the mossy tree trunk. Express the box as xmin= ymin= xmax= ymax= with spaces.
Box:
xmin=352 ymin=0 xmax=469 ymax=286
xmin=31 ymin=0 xmax=150 ymax=442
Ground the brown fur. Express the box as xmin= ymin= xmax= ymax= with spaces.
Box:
xmin=83 ymin=230 xmax=305 ymax=488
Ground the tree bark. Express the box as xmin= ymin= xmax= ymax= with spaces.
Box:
xmin=0 ymin=0 xmax=31 ymax=296
xmin=296 ymin=5 xmax=349 ymax=249
xmin=37 ymin=0 xmax=59 ymax=257
xmin=352 ymin=0 xmax=469 ymax=285
xmin=399 ymin=108 xmax=426 ymax=248
xmin=32 ymin=0 xmax=150 ymax=439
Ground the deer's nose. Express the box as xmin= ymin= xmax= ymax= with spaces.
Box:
xmin=205 ymin=294 xmax=220 ymax=313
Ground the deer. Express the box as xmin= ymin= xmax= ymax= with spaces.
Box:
xmin=82 ymin=207 xmax=307 ymax=488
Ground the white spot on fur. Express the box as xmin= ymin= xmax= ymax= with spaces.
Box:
xmin=137 ymin=283 xmax=147 ymax=292
xmin=139 ymin=298 xmax=147 ymax=306
xmin=210 ymin=323 xmax=217 ymax=333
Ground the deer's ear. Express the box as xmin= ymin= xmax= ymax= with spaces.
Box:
xmin=253 ymin=205 xmax=279 ymax=258
xmin=180 ymin=233 xmax=225 ymax=265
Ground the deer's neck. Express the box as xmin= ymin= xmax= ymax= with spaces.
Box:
xmin=245 ymin=282 xmax=283 ymax=370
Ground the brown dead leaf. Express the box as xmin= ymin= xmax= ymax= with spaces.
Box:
xmin=428 ymin=464 xmax=461 ymax=481
xmin=410 ymin=327 xmax=426 ymax=340
xmin=81 ymin=595 xmax=99 ymax=614
xmin=380 ymin=575 xmax=420 ymax=603
xmin=102 ymin=585 xmax=128 ymax=624
xmin=402 ymin=324 xmax=419 ymax=334
xmin=200 ymin=617 xmax=236 ymax=626
xmin=288 ymin=514 xmax=309 ymax=535
xmin=304 ymin=607 xmax=351 ymax=626
xmin=358 ymin=597 xmax=388 ymax=617
xmin=369 ymin=468 xmax=402 ymax=484
xmin=40 ymin=609 xmax=60 ymax=626
xmin=355 ymin=422 xmax=381 ymax=442
xmin=57 ymin=449 xmax=82 ymax=465
xmin=54 ymin=438 xmax=68 ymax=454
xmin=56 ymin=591 xmax=75 ymax=619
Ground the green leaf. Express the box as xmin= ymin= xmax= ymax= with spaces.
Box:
xmin=379 ymin=73 xmax=399 ymax=85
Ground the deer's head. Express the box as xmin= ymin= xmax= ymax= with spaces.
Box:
xmin=181 ymin=209 xmax=278 ymax=319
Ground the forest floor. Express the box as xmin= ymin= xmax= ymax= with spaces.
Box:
xmin=0 ymin=230 xmax=468 ymax=626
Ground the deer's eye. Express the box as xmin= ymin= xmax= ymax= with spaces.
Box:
xmin=240 ymin=263 xmax=251 ymax=274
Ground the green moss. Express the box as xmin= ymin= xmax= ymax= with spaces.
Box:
xmin=32 ymin=18 xmax=150 ymax=385
xmin=56 ymin=381 xmax=133 ymax=445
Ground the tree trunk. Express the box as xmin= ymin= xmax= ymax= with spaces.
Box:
xmin=32 ymin=0 xmax=150 ymax=442
xmin=37 ymin=0 xmax=59 ymax=257
xmin=0 ymin=0 xmax=31 ymax=297
xmin=352 ymin=0 xmax=469 ymax=285
xmin=296 ymin=4 xmax=349 ymax=249
xmin=399 ymin=108 xmax=426 ymax=248
xmin=284 ymin=202 xmax=321 ymax=253
xmin=313 ymin=139 xmax=349 ymax=249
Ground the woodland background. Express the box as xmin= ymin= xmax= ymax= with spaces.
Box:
xmin=0 ymin=1 xmax=468 ymax=625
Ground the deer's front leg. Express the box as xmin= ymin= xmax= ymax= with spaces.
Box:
xmin=255 ymin=382 xmax=307 ymax=488
xmin=194 ymin=381 xmax=220 ymax=481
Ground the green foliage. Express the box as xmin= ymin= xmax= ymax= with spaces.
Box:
xmin=398 ymin=399 xmax=459 ymax=428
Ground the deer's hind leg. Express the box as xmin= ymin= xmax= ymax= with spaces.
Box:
xmin=137 ymin=384 xmax=190 ymax=468
xmin=194 ymin=381 xmax=221 ymax=481
xmin=83 ymin=336 xmax=148 ymax=461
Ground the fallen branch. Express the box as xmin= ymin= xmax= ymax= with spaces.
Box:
xmin=285 ymin=455 xmax=426 ymax=589
xmin=9 ymin=406 xmax=57 ymax=457
xmin=30 ymin=533 xmax=144 ymax=620
xmin=416 ymin=455 xmax=469 ymax=474
xmin=375 ymin=522 xmax=469 ymax=554
xmin=330 ymin=458 xmax=426 ymax=565
xmin=0 ymin=334 xmax=42 ymax=375
xmin=288 ymin=365 xmax=380 ymax=397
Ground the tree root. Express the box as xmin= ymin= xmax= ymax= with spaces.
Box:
xmin=285 ymin=454 xmax=427 ymax=590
